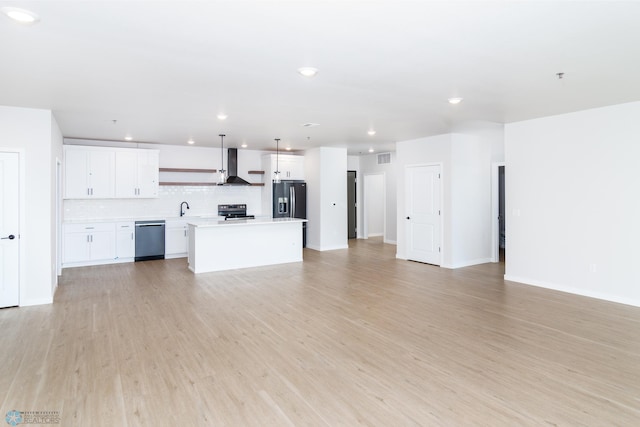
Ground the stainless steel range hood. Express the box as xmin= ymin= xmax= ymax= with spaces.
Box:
xmin=224 ymin=148 xmax=251 ymax=185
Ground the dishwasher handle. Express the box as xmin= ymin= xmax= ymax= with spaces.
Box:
xmin=135 ymin=223 xmax=165 ymax=227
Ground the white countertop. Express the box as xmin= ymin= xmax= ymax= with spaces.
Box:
xmin=188 ymin=217 xmax=307 ymax=228
xmin=63 ymin=215 xmax=225 ymax=224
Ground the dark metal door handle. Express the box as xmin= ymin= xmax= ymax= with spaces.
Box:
xmin=406 ymin=217 xmax=410 ymax=220
xmin=1 ymin=234 xmax=16 ymax=240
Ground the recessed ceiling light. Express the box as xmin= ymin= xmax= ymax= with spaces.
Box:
xmin=368 ymin=130 xmax=376 ymax=136
xmin=187 ymin=139 xmax=195 ymax=145
xmin=285 ymin=147 xmax=291 ymax=151
xmin=217 ymin=113 xmax=228 ymax=120
xmin=301 ymin=123 xmax=320 ymax=127
xmin=448 ymin=97 xmax=463 ymax=105
xmin=124 ymin=136 xmax=133 ymax=141
xmin=368 ymin=148 xmax=374 ymax=153
xmin=1 ymin=7 xmax=40 ymax=24
xmin=298 ymin=67 xmax=318 ymax=78
xmin=241 ymin=143 xmax=247 ymax=148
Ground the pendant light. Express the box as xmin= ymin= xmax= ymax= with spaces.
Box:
xmin=218 ymin=134 xmax=226 ymax=184
xmin=273 ymin=138 xmax=281 ymax=184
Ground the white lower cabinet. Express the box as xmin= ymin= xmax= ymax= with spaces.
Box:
xmin=165 ymin=220 xmax=189 ymax=258
xmin=115 ymin=222 xmax=135 ymax=259
xmin=63 ymin=223 xmax=116 ymax=266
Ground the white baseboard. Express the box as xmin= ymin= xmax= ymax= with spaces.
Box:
xmin=446 ymin=257 xmax=492 ymax=269
xmin=306 ymin=244 xmax=349 ymax=252
xmin=504 ymin=275 xmax=640 ymax=308
xmin=384 ymin=239 xmax=397 ymax=245
xmin=20 ymin=297 xmax=53 ymax=307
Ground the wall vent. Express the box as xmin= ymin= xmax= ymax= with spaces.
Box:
xmin=377 ymin=152 xmax=391 ymax=165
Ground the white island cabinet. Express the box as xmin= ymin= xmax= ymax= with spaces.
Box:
xmin=187 ymin=218 xmax=306 ymax=273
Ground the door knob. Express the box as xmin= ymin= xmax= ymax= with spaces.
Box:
xmin=1 ymin=234 xmax=15 ymax=240
xmin=406 ymin=216 xmax=410 ymax=220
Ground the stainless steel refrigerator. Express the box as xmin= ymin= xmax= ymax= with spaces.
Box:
xmin=273 ymin=180 xmax=307 ymax=247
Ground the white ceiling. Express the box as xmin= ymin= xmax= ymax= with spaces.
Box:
xmin=1 ymin=1 xmax=639 ymax=154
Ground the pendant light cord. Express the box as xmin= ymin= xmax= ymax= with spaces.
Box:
xmin=219 ymin=134 xmax=226 ymax=183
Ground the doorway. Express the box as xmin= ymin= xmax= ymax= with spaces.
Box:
xmin=347 ymin=171 xmax=357 ymax=239
xmin=491 ymin=163 xmax=506 ymax=263
xmin=0 ymin=151 xmax=20 ymax=308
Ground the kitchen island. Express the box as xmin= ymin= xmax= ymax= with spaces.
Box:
xmin=187 ymin=217 xmax=307 ymax=273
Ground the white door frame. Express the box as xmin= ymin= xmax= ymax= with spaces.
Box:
xmin=56 ymin=158 xmax=62 ymax=279
xmin=1 ymin=148 xmax=26 ymax=306
xmin=363 ymin=172 xmax=386 ymax=241
xmin=491 ymin=162 xmax=506 ymax=262
xmin=405 ymin=163 xmax=444 ymax=266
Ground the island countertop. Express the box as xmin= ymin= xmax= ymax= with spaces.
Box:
xmin=187 ymin=217 xmax=306 ymax=228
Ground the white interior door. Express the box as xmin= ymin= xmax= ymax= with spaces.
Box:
xmin=0 ymin=152 xmax=20 ymax=307
xmin=405 ymin=165 xmax=441 ymax=265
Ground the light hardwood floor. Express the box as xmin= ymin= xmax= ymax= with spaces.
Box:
xmin=1 ymin=238 xmax=639 ymax=426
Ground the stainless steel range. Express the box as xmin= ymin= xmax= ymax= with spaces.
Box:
xmin=218 ymin=204 xmax=255 ymax=220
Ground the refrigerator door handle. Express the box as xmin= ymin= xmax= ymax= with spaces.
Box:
xmin=290 ymin=186 xmax=295 ymax=218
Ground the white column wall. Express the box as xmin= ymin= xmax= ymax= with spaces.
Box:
xmin=304 ymin=149 xmax=322 ymax=249
xmin=449 ymin=125 xmax=504 ymax=267
xmin=51 ymin=118 xmax=63 ymax=294
xmin=0 ymin=106 xmax=56 ymax=306
xmin=305 ymin=147 xmax=348 ymax=251
xmin=505 ymin=101 xmax=640 ymax=306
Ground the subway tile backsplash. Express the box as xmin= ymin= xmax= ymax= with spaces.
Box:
xmin=64 ymin=185 xmax=263 ymax=221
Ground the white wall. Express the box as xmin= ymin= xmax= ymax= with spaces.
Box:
xmin=305 ymin=147 xmax=348 ymax=251
xmin=0 ymin=106 xmax=57 ymax=306
xmin=450 ymin=122 xmax=505 ymax=267
xmin=505 ymin=101 xmax=640 ymax=307
xmin=51 ymin=118 xmax=64 ymax=294
xmin=396 ymin=122 xmax=504 ymax=268
xmin=360 ymin=152 xmax=398 ymax=243
xmin=364 ymin=174 xmax=384 ymax=236
xmin=397 ymin=134 xmax=452 ymax=263
xmin=304 ymin=149 xmax=322 ymax=248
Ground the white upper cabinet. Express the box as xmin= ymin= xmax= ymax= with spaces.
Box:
xmin=65 ymin=145 xmax=158 ymax=199
xmin=64 ymin=146 xmax=115 ymax=199
xmin=264 ymin=154 xmax=305 ymax=181
xmin=115 ymin=149 xmax=159 ymax=198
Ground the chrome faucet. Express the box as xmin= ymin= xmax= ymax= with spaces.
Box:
xmin=180 ymin=201 xmax=190 ymax=217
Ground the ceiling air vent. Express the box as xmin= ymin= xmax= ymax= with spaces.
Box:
xmin=377 ymin=152 xmax=391 ymax=165
xmin=301 ymin=123 xmax=320 ymax=127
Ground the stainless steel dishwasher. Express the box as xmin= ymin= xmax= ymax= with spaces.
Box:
xmin=135 ymin=220 xmax=165 ymax=261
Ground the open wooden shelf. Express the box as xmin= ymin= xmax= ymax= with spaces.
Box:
xmin=159 ymin=168 xmax=263 ymax=186
xmin=159 ymin=182 xmax=218 ymax=186
xmin=159 ymin=182 xmax=264 ymax=186
xmin=159 ymin=168 xmax=217 ymax=173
